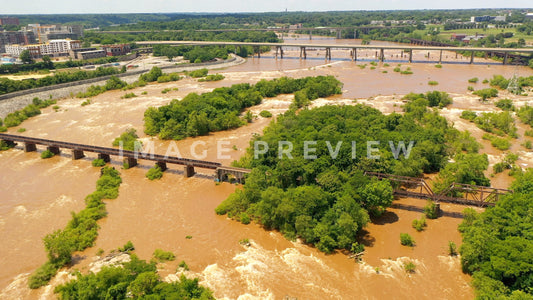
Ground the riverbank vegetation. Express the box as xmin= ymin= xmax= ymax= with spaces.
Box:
xmin=54 ymin=251 xmax=213 ymax=299
xmin=216 ymin=98 xmax=462 ymax=253
xmin=143 ymin=75 xmax=342 ymax=141
xmin=112 ymin=128 xmax=142 ymax=151
xmin=0 ymin=67 xmax=122 ymax=96
xmin=2 ymin=97 xmax=56 ymax=128
xmin=459 ymin=169 xmax=533 ymax=299
xmin=28 ymin=167 xmax=122 ymax=289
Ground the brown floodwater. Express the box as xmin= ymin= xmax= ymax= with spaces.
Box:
xmin=1 ymin=36 xmax=532 ymax=299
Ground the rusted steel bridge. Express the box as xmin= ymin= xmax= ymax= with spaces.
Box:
xmin=365 ymin=172 xmax=511 ymax=207
xmin=0 ymin=133 xmax=250 ymax=181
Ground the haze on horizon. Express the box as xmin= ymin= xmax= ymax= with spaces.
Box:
xmin=1 ymin=0 xmax=532 ymax=15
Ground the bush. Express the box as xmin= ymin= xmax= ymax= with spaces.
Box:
xmin=92 ymin=159 xmax=106 ymax=167
xmin=412 ymin=216 xmax=427 ymax=232
xmin=489 ymin=75 xmax=509 ymax=89
xmin=161 ymin=88 xmax=171 ymax=94
xmin=198 ymin=74 xmax=225 ymax=82
xmin=41 ymin=150 xmax=55 ymax=159
xmin=239 ymin=212 xmax=251 ymax=224
xmin=259 ymin=110 xmax=272 ymax=118
xmin=523 ymin=140 xmax=532 ymax=149
xmin=483 ymin=134 xmax=511 ymax=150
xmin=473 ymin=88 xmax=498 ymax=101
xmin=495 ymin=99 xmax=514 ymax=111
xmin=118 ymin=241 xmax=135 ymax=252
xmin=467 ymin=86 xmax=474 ymax=91
xmin=17 ymin=127 xmax=26 ymax=132
xmin=146 ymin=165 xmax=163 ymax=180
xmin=400 ymin=233 xmax=415 ymax=247
xmin=428 ymin=81 xmax=438 ymax=86
xmin=404 ymin=262 xmax=416 ymax=273
xmin=0 ymin=140 xmax=15 ymax=151
xmin=188 ymin=68 xmax=208 ymax=78
xmin=424 ymin=201 xmax=439 ymax=219
xmin=448 ymin=241 xmax=457 ymax=256
xmin=435 ymin=64 xmax=442 ymax=68
xmin=468 ymin=77 xmax=478 ymax=83
xmin=112 ymin=128 xmax=141 ymax=151
xmin=121 ymin=92 xmax=137 ymax=99
xmin=81 ymin=99 xmax=91 ymax=106
xmin=152 ymin=249 xmax=176 ymax=262
xmin=178 ymin=260 xmax=189 ymax=271
xmin=393 ymin=67 xmax=401 ymax=72
xmin=28 ymin=262 xmax=59 ymax=289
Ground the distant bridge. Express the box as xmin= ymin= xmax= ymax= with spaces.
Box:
xmin=0 ymin=133 xmax=250 ymax=182
xmin=136 ymin=40 xmax=533 ymax=65
xmin=365 ymin=172 xmax=511 ymax=207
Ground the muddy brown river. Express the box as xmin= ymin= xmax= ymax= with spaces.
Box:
xmin=1 ymin=36 xmax=532 ymax=299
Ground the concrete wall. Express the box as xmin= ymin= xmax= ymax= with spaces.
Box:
xmin=0 ymin=56 xmax=239 ymax=119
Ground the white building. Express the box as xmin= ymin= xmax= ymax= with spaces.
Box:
xmin=5 ymin=39 xmax=81 ymax=58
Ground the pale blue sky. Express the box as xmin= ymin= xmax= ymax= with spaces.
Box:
xmin=1 ymin=0 xmax=532 ymax=14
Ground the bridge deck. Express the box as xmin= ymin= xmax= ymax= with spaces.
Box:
xmin=0 ymin=133 xmax=222 ymax=170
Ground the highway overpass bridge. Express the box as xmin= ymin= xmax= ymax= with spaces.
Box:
xmin=136 ymin=40 xmax=533 ymax=65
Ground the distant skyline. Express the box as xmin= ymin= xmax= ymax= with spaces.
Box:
xmin=1 ymin=0 xmax=532 ymax=15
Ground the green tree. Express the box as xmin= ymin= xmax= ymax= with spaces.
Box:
xmin=20 ymin=50 xmax=34 ymax=64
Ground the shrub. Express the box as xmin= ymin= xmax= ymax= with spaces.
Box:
xmin=161 ymin=88 xmax=171 ymax=94
xmin=473 ymin=88 xmax=498 ymax=101
xmin=112 ymin=128 xmax=141 ymax=151
xmin=523 ymin=140 xmax=532 ymax=149
xmin=41 ymin=150 xmax=55 ymax=159
xmin=178 ymin=260 xmax=189 ymax=271
xmin=393 ymin=67 xmax=401 ymax=72
xmin=152 ymin=249 xmax=176 ymax=262
xmin=495 ymin=99 xmax=514 ymax=111
xmin=0 ymin=126 xmax=7 ymax=132
xmin=412 ymin=216 xmax=427 ymax=232
xmin=239 ymin=238 xmax=250 ymax=246
xmin=185 ymin=235 xmax=192 ymax=239
xmin=424 ymin=201 xmax=439 ymax=219
xmin=81 ymin=99 xmax=91 ymax=106
xmin=118 ymin=241 xmax=135 ymax=252
xmin=428 ymin=81 xmax=438 ymax=86
xmin=259 ymin=110 xmax=272 ymax=118
xmin=141 ymin=91 xmax=148 ymax=95
xmin=525 ymin=130 xmax=533 ymax=137
xmin=92 ymin=159 xmax=106 ymax=167
xmin=404 ymin=262 xmax=416 ymax=273
xmin=448 ymin=241 xmax=457 ymax=256
xmin=400 ymin=233 xmax=415 ymax=246
xmin=198 ymin=74 xmax=225 ymax=82
xmin=483 ymin=134 xmax=511 ymax=150
xmin=435 ymin=64 xmax=442 ymax=68
xmin=482 ymin=79 xmax=489 ymax=84
xmin=121 ymin=92 xmax=137 ymax=99
xmin=146 ymin=165 xmax=163 ymax=180
xmin=468 ymin=77 xmax=479 ymax=83
xmin=240 ymin=213 xmax=251 ymax=224
xmin=28 ymin=262 xmax=59 ymax=289
xmin=490 ymin=75 xmax=509 ymax=89
xmin=467 ymin=86 xmax=474 ymax=91
xmin=188 ymin=68 xmax=208 ymax=78
xmin=0 ymin=140 xmax=15 ymax=151
xmin=400 ymin=69 xmax=413 ymax=75
xmin=17 ymin=128 xmax=26 ymax=132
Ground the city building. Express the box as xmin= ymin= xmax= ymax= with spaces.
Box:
xmin=0 ymin=17 xmax=20 ymax=26
xmin=470 ymin=15 xmax=506 ymax=22
xmin=102 ymin=44 xmax=131 ymax=56
xmin=526 ymin=13 xmax=533 ymax=20
xmin=70 ymin=47 xmax=107 ymax=60
xmin=23 ymin=24 xmax=83 ymax=43
xmin=0 ymin=30 xmax=36 ymax=52
xmin=5 ymin=39 xmax=81 ymax=58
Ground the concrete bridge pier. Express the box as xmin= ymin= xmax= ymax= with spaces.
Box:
xmin=156 ymin=161 xmax=167 ymax=171
xmin=98 ymin=153 xmax=110 ymax=162
xmin=72 ymin=149 xmax=85 ymax=160
xmin=184 ymin=165 xmax=195 ymax=178
xmin=503 ymin=52 xmax=508 ymax=65
xmin=309 ymin=30 xmax=312 ymax=40
xmin=408 ymin=49 xmax=413 ymax=63
xmin=470 ymin=51 xmax=475 ymax=64
xmin=299 ymin=47 xmax=307 ymax=59
xmin=379 ymin=48 xmax=385 ymax=62
xmin=24 ymin=142 xmax=37 ymax=152
xmin=123 ymin=157 xmax=137 ymax=169
xmin=325 ymin=48 xmax=332 ymax=61
xmin=47 ymin=146 xmax=60 ymax=155
xmin=351 ymin=48 xmax=357 ymax=61
xmin=439 ymin=50 xmax=443 ymax=64
xmin=336 ymin=29 xmax=342 ymax=39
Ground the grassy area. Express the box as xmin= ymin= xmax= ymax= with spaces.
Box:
xmin=438 ymin=27 xmax=533 ymax=44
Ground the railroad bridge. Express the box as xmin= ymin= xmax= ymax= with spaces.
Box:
xmin=0 ymin=133 xmax=250 ymax=182
xmin=365 ymin=171 xmax=511 ymax=207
